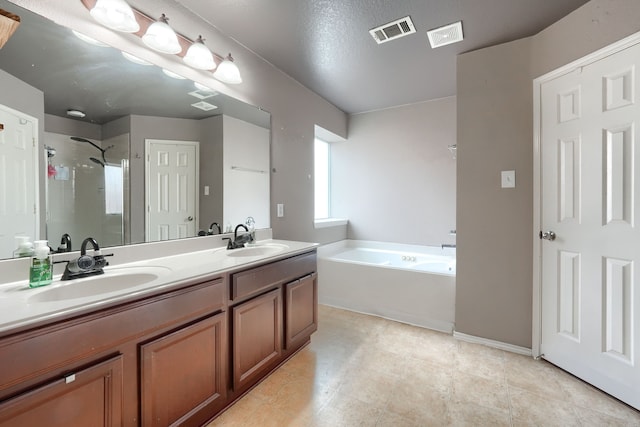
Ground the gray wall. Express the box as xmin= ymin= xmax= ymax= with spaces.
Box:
xmin=199 ymin=116 xmax=224 ymax=232
xmin=44 ymin=113 xmax=101 ymax=140
xmin=456 ymin=38 xmax=533 ymax=348
xmin=456 ymin=0 xmax=640 ymax=348
xmin=333 ymin=97 xmax=457 ymax=246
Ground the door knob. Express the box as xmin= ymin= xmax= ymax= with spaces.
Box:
xmin=186 ymin=216 xmax=194 ymax=222
xmin=539 ymin=230 xmax=556 ymax=241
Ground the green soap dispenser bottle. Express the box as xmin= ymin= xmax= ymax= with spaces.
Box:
xmin=29 ymin=240 xmax=53 ymax=288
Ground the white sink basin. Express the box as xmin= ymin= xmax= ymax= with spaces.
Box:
xmin=28 ymin=267 xmax=170 ymax=303
xmin=226 ymin=244 xmax=288 ymax=258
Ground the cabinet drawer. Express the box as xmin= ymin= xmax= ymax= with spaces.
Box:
xmin=0 ymin=355 xmax=123 ymax=427
xmin=231 ymin=251 xmax=316 ymax=302
xmin=0 ymin=277 xmax=225 ymax=397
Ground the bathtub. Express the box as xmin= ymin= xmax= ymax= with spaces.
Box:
xmin=318 ymin=240 xmax=456 ymax=333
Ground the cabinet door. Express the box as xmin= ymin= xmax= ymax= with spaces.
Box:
xmin=140 ymin=312 xmax=227 ymax=427
xmin=285 ymin=273 xmax=318 ymax=349
xmin=0 ymin=355 xmax=123 ymax=427
xmin=233 ymin=288 xmax=282 ymax=390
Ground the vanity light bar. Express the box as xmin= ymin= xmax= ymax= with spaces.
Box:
xmin=79 ymin=0 xmax=242 ymax=83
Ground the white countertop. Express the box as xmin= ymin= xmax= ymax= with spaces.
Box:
xmin=0 ymin=239 xmax=317 ymax=335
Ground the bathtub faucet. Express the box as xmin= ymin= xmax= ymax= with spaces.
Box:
xmin=441 ymin=244 xmax=456 ymax=249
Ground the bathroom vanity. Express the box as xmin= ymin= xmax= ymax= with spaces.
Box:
xmin=0 ymin=241 xmax=317 ymax=426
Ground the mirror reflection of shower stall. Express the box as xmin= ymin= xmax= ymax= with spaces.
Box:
xmin=44 ymin=132 xmax=129 ymax=249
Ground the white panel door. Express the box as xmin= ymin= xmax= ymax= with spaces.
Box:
xmin=0 ymin=105 xmax=37 ymax=258
xmin=145 ymin=140 xmax=198 ymax=242
xmin=540 ymin=42 xmax=640 ymax=409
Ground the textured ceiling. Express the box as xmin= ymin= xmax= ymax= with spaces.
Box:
xmin=178 ymin=0 xmax=591 ymax=114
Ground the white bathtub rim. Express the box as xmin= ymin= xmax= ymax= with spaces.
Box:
xmin=319 ymin=240 xmax=456 ymax=277
xmin=318 ymin=239 xmax=456 ymax=257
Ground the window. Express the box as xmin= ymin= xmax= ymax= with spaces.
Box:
xmin=104 ymin=164 xmax=123 ymax=215
xmin=314 ymin=139 xmax=330 ymax=219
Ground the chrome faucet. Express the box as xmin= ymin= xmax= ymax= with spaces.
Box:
xmin=61 ymin=237 xmax=113 ymax=280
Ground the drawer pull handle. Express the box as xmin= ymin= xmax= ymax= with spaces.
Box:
xmin=65 ymin=374 xmax=76 ymax=384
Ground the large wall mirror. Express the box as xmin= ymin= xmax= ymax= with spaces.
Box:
xmin=0 ymin=0 xmax=271 ymax=259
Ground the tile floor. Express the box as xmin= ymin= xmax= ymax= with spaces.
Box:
xmin=209 ymin=305 xmax=640 ymax=426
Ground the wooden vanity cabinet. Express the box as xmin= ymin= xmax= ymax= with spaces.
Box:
xmin=0 ymin=248 xmax=318 ymax=425
xmin=0 ymin=276 xmax=226 ymax=427
xmin=0 ymin=355 xmax=123 ymax=427
xmin=229 ymin=251 xmax=317 ymax=395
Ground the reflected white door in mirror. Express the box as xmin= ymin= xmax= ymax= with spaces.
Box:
xmin=145 ymin=139 xmax=199 ymax=242
xmin=0 ymin=105 xmax=38 ymax=259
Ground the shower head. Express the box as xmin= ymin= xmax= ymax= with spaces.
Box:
xmin=90 ymin=157 xmax=105 ymax=167
xmin=71 ymin=136 xmax=112 ymax=163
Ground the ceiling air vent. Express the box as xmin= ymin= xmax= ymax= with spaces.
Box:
xmin=369 ymin=16 xmax=416 ymax=45
xmin=427 ymin=21 xmax=464 ymax=49
xmin=188 ymin=89 xmax=218 ymax=100
xmin=191 ymin=101 xmax=218 ymax=111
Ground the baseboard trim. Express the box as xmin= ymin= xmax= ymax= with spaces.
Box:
xmin=453 ymin=331 xmax=532 ymax=356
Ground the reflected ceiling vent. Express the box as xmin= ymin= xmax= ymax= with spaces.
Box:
xmin=191 ymin=101 xmax=218 ymax=111
xmin=188 ymin=89 xmax=218 ymax=100
xmin=369 ymin=16 xmax=415 ymax=44
xmin=427 ymin=21 xmax=464 ymax=49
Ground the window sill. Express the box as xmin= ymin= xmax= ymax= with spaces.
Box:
xmin=314 ymin=218 xmax=348 ymax=229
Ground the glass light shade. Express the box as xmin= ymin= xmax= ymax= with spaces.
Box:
xmin=213 ymin=54 xmax=242 ymax=84
xmin=162 ymin=68 xmax=186 ymax=79
xmin=122 ymin=51 xmax=152 ymax=66
xmin=183 ymin=36 xmax=216 ymax=70
xmin=72 ymin=30 xmax=109 ymax=47
xmin=194 ymin=81 xmax=217 ymax=93
xmin=90 ymin=0 xmax=139 ymax=33
xmin=142 ymin=15 xmax=181 ymax=54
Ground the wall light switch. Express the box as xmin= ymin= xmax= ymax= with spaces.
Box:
xmin=277 ymin=203 xmax=284 ymax=217
xmin=204 ymin=185 xmax=210 ymax=196
xmin=501 ymin=170 xmax=516 ymax=188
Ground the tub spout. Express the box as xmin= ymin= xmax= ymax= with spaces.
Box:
xmin=441 ymin=244 xmax=456 ymax=249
